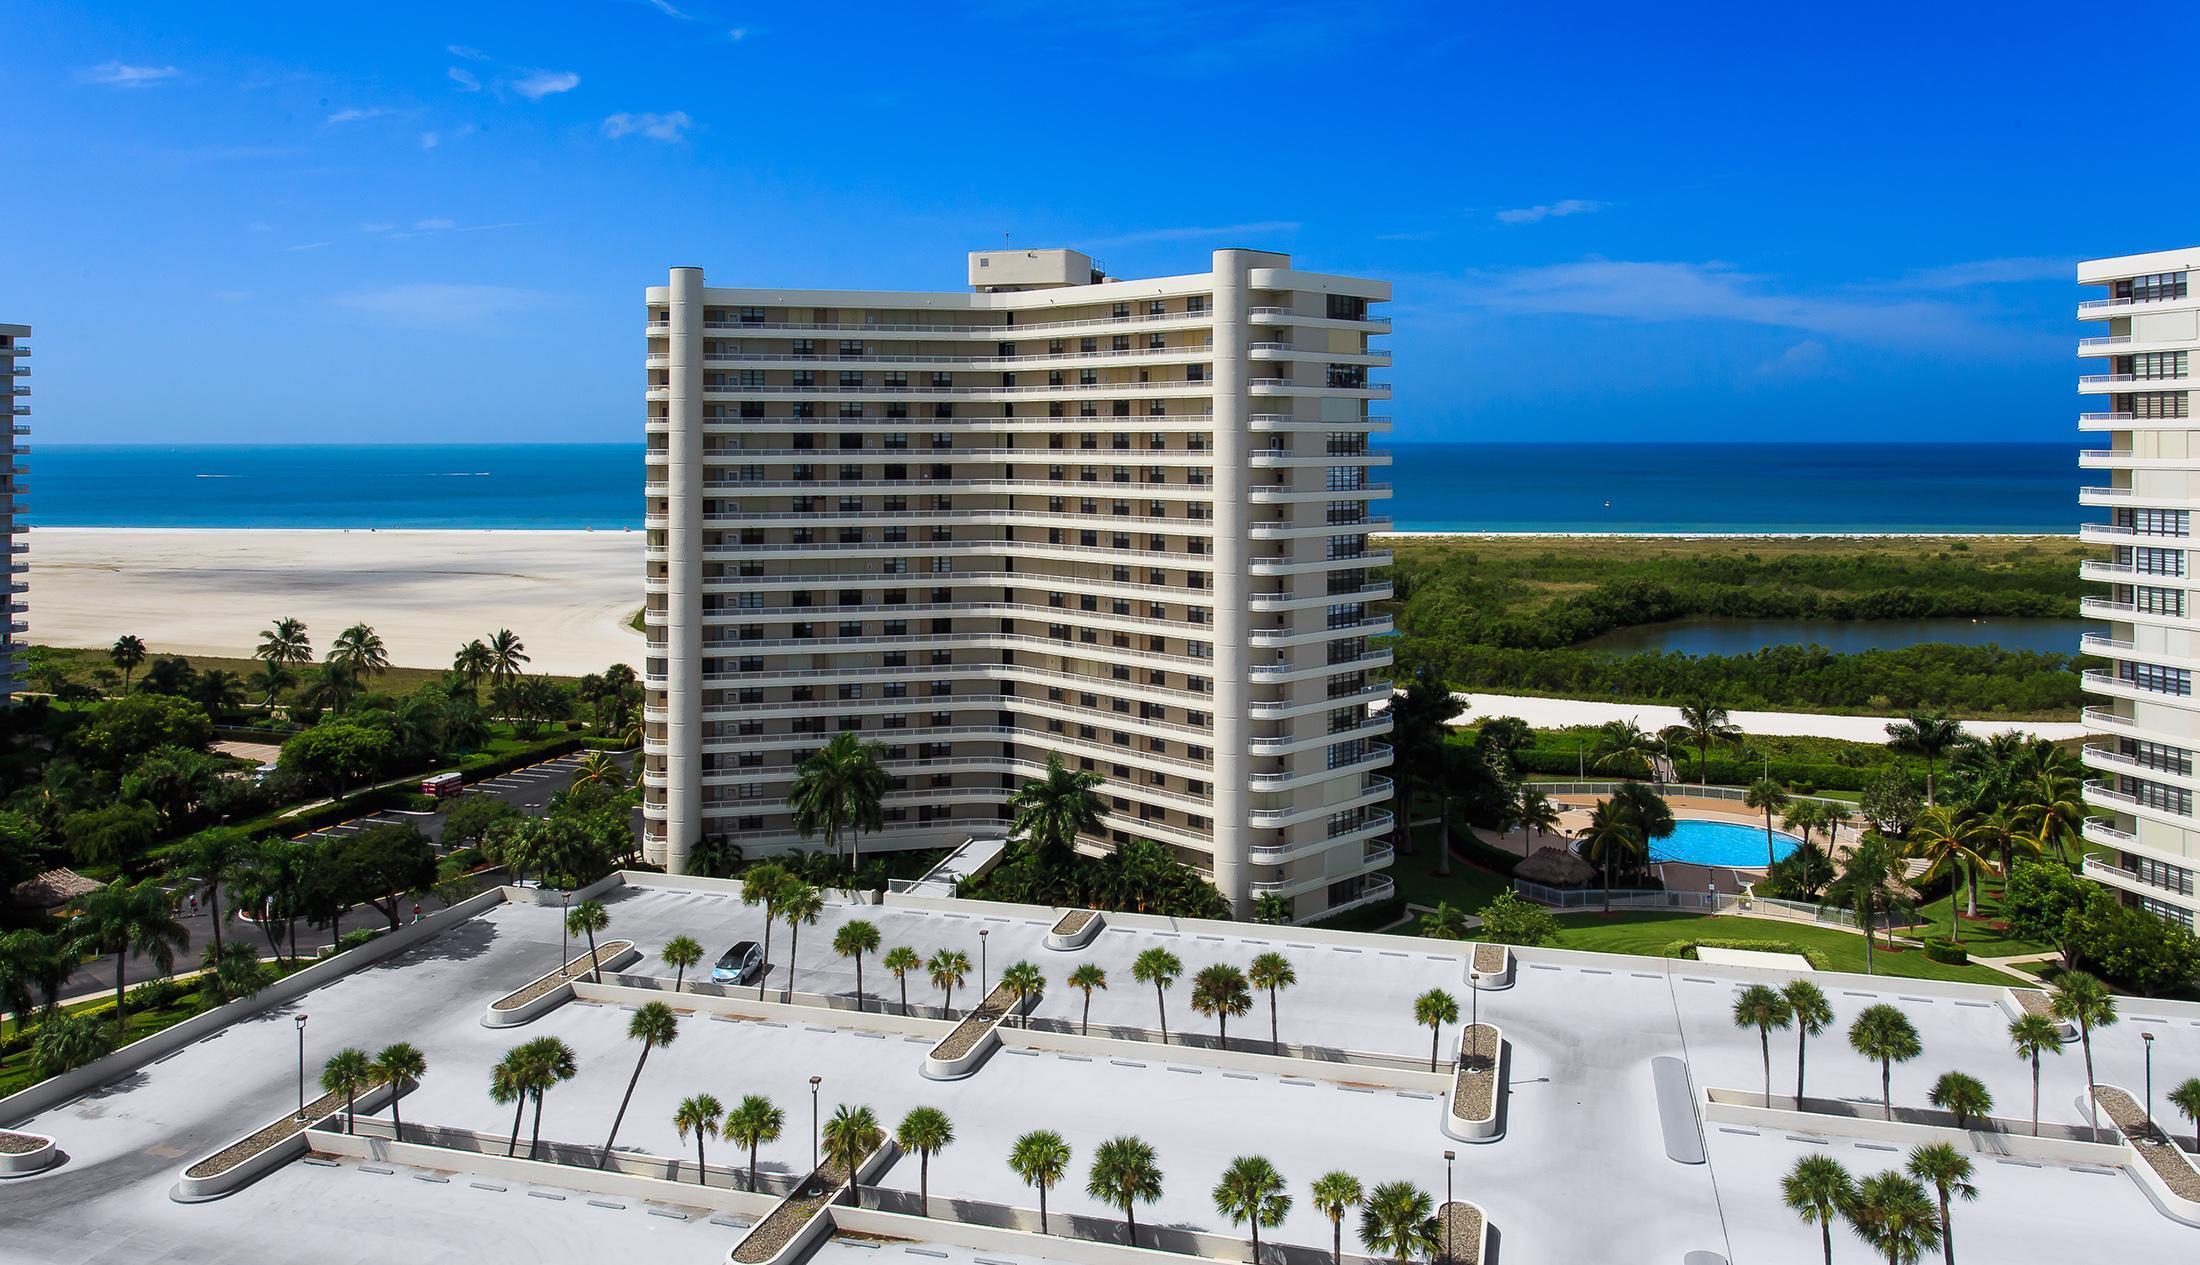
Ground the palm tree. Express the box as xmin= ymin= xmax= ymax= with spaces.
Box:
xmin=1825 ymin=835 xmax=1905 ymax=974
xmin=661 ymin=935 xmax=704 ymax=991
xmin=1579 ymin=802 xmax=1639 ymax=914
xmin=254 ymin=659 xmax=296 ymax=713
xmin=1849 ymin=1004 xmax=1924 ymax=1121
xmin=1588 ymin=717 xmax=1658 ymax=780
xmin=928 ymin=948 xmax=971 ymax=1014
xmin=1310 ymin=1171 xmax=1365 ymax=1265
xmin=1190 ymin=962 xmax=1252 ymax=1051
xmin=1357 ymin=1180 xmax=1436 ymax=1265
xmin=600 ymin=1001 xmax=680 ymax=1165
xmin=1248 ymin=952 xmax=1296 ymax=1050
xmin=1885 ymin=710 xmax=1965 ymax=806
xmin=491 ymin=1046 xmax=530 ymax=1157
xmin=673 ymin=1093 xmax=724 ymax=1185
xmin=109 ymin=634 xmax=147 ymax=692
xmin=371 ymin=1042 xmax=427 ymax=1143
xmin=2006 ymin=1013 xmax=2063 ymax=1137
xmin=884 ymin=946 xmax=922 ymax=1016
xmin=1068 ymin=963 xmax=1108 ymax=1036
xmin=1734 ymin=984 xmax=1794 ymax=1107
xmin=1784 ymin=980 xmax=1833 ymax=1110
xmin=2169 ymin=1077 xmax=2200 ymax=1153
xmin=1905 ymin=1145 xmax=1975 ymax=1265
xmin=1417 ymin=902 xmax=1469 ymax=940
xmin=834 ymin=919 xmax=881 ymax=1011
xmin=1848 ymin=1170 xmax=1942 ymax=1265
xmin=453 ymin=639 xmax=494 ymax=695
xmin=170 ymin=827 xmax=248 ymax=957
xmin=1744 ymin=777 xmax=1791 ymax=871
xmin=2049 ymin=969 xmax=2117 ymax=1141
xmin=566 ymin=899 xmax=610 ymax=982
xmin=1906 ymin=806 xmax=1995 ymax=938
xmin=2015 ymin=769 xmax=2087 ymax=864
xmin=1251 ymin=892 xmax=1294 ymax=924
xmin=726 ymin=1094 xmax=784 ymax=1191
xmin=1213 ymin=1155 xmax=1291 ymax=1265
xmin=1783 ymin=800 xmax=1830 ymax=852
xmin=1006 ymin=753 xmax=1107 ymax=864
xmin=1927 ymin=1072 xmax=1991 ymax=1130
xmin=520 ymin=1036 xmax=578 ymax=1160
xmin=822 ymin=1103 xmax=885 ymax=1198
xmin=739 ymin=860 xmax=792 ymax=1000
xmin=331 ymin=623 xmax=391 ymax=683
xmin=320 ymin=1047 xmax=373 ymax=1133
xmin=0 ymin=929 xmax=66 ymax=1037
xmin=1516 ymin=788 xmax=1561 ymax=839
xmin=1414 ymin=988 xmax=1460 ymax=1073
xmin=896 ymin=1107 xmax=954 ymax=1213
xmin=1001 ymin=960 xmax=1045 ymax=1029
xmin=572 ymin=751 xmax=627 ymax=789
xmin=1131 ymin=947 xmax=1182 ymax=1042
xmin=1783 ymin=1154 xmax=1857 ymax=1265
xmin=486 ymin=628 xmax=530 ymax=682
xmin=1087 ymin=1134 xmax=1163 ymax=1247
xmin=257 ymin=616 xmax=313 ymax=670
xmin=1009 ymin=1129 xmax=1072 ymax=1233
xmin=1382 ymin=671 xmax=1464 ymax=858
xmin=786 ymin=731 xmax=892 ymax=873
xmin=777 ymin=881 xmax=823 ymax=1000
xmin=68 ymin=877 xmax=189 ymax=1032
xmin=1675 ymin=696 xmax=1741 ymax=784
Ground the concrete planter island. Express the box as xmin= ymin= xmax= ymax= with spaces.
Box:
xmin=1442 ymin=1023 xmax=1504 ymax=1143
xmin=1045 ymin=908 xmax=1105 ymax=951
xmin=0 ymin=1127 xmax=58 ymax=1177
xmin=731 ymin=1142 xmax=900 ymax=1265
xmin=172 ymin=1080 xmax=396 ymax=1202
xmin=481 ymin=940 xmax=639 ymax=1028
xmin=1469 ymin=942 xmax=1513 ymax=989
xmin=2093 ymin=1084 xmax=2200 ymax=1227
xmin=922 ymin=983 xmax=1036 ymax=1080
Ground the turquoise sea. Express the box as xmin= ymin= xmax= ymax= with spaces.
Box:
xmin=30 ymin=442 xmax=2093 ymax=533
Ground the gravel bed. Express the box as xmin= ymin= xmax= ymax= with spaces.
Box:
xmin=1472 ymin=943 xmax=1506 ymax=975
xmin=185 ymin=1089 xmax=346 ymax=1178
xmin=2014 ymin=988 xmax=2055 ymax=1020
xmin=491 ymin=941 xmax=635 ymax=1011
xmin=928 ymin=984 xmax=1015 ymax=1060
xmin=0 ymin=1131 xmax=48 ymax=1154
xmin=1438 ymin=1200 xmax=1484 ymax=1265
xmin=731 ymin=1160 xmax=850 ymax=1264
xmin=1450 ymin=1025 xmax=1498 ymax=1122
xmin=2094 ymin=1086 xmax=2200 ymax=1200
xmin=1052 ymin=910 xmax=1097 ymax=935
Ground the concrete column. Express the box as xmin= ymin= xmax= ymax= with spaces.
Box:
xmin=1209 ymin=251 xmax=1254 ymax=913
xmin=663 ymin=267 xmax=706 ymax=874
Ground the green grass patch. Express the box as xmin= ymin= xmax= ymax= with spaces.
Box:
xmin=1547 ymin=910 xmax=2013 ymax=985
xmin=0 ymin=958 xmax=313 ymax=1096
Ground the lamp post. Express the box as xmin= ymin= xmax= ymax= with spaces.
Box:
xmin=809 ymin=1075 xmax=822 ymax=1172
xmin=1441 ymin=1149 xmax=1456 ymax=1265
xmin=294 ymin=1013 xmax=309 ymax=1121
xmin=561 ymin=889 xmax=572 ymax=969
xmin=1466 ymin=971 xmax=1480 ymax=1067
xmin=2143 ymin=1032 xmax=2157 ymax=1141
xmin=978 ymin=928 xmax=989 ymax=999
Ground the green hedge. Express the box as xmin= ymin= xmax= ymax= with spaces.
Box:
xmin=1514 ymin=747 xmax=1871 ymax=792
xmin=1921 ymin=938 xmax=1970 ymax=964
xmin=1668 ymin=938 xmax=1832 ymax=970
xmin=457 ymin=737 xmax=584 ymax=780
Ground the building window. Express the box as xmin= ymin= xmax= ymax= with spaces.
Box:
xmin=2137 ymin=585 xmax=2186 ymax=616
xmin=2114 ymin=272 xmax=2188 ymax=303
xmin=2130 ymin=546 xmax=2184 ymax=577
xmin=2120 ymin=774 xmax=2192 ymax=816
xmin=2119 ymin=738 xmax=2194 ymax=776
xmin=2118 ymin=508 xmax=2191 ymax=537
xmin=2124 ymin=391 xmax=2189 ymax=419
xmin=2120 ymin=660 xmax=2192 ymax=695
xmin=2118 ymin=351 xmax=2189 ymax=379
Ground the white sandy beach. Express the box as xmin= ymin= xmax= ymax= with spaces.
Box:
xmin=28 ymin=528 xmax=646 ymax=676
xmin=1453 ymin=690 xmax=2085 ymax=743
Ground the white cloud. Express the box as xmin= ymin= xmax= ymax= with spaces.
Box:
xmin=648 ymin=0 xmax=695 ymax=17
xmin=1494 ymin=199 xmax=1605 ymax=225
xmin=601 ymin=110 xmax=693 ymax=142
xmin=728 ymin=27 xmax=749 ymax=40
xmin=510 ymin=69 xmax=580 ymax=100
xmin=1376 ymin=230 xmax=1436 ymax=242
xmin=330 ymin=283 xmax=555 ymax=328
xmin=79 ymin=62 xmax=181 ymax=88
xmin=1882 ymin=257 xmax=2072 ymax=289
xmin=1085 ymin=221 xmax=1300 ymax=248
xmin=413 ymin=218 xmax=457 ymax=231
xmin=446 ymin=44 xmax=490 ymax=61
xmin=420 ymin=131 xmax=440 ymax=150
xmin=1754 ymin=339 xmax=1832 ymax=381
xmin=359 ymin=221 xmax=398 ymax=233
xmin=326 ymin=106 xmax=396 ymax=125
xmin=284 ymin=241 xmax=331 ymax=252
xmin=447 ymin=66 xmax=481 ymax=92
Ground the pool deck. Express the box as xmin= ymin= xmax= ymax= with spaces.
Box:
xmin=1495 ymin=794 xmax=1853 ymax=896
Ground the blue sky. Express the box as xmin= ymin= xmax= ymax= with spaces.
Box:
xmin=0 ymin=1 xmax=2173 ymax=445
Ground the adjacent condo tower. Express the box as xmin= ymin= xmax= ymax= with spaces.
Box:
xmin=0 ymin=324 xmax=24 ymax=704
xmin=643 ymin=249 xmax=1396 ymax=920
xmin=2078 ymin=249 xmax=2200 ymax=927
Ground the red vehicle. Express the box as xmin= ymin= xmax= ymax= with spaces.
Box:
xmin=421 ymin=772 xmax=463 ymax=799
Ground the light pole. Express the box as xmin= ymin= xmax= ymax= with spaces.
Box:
xmin=978 ymin=928 xmax=989 ymax=999
xmin=1466 ymin=971 xmax=1480 ymax=1067
xmin=294 ymin=1013 xmax=309 ymax=1121
xmin=561 ymin=890 xmax=572 ymax=969
xmin=1441 ymin=1149 xmax=1456 ymax=1265
xmin=2143 ymin=1031 xmax=2157 ymax=1141
xmin=809 ymin=1075 xmax=822 ymax=1172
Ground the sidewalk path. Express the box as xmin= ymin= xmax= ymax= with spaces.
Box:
xmin=1453 ymin=692 xmax=2084 ymax=743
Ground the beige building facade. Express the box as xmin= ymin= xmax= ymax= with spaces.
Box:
xmin=1 ymin=324 xmax=24 ymax=703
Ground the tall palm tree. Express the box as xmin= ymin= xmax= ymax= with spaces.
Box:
xmin=673 ymin=1093 xmax=724 ymax=1185
xmin=1418 ymin=902 xmax=1469 ymax=940
xmin=928 ymin=948 xmax=971 ymax=1014
xmin=1579 ymin=802 xmax=1639 ymax=914
xmin=1849 ymin=1004 xmax=1923 ymax=1121
xmin=884 ymin=946 xmax=922 ymax=1016
xmin=1744 ymin=777 xmax=1791 ymax=871
xmin=1885 ymin=710 xmax=1965 ymax=806
xmin=777 ymin=880 xmax=823 ymax=1000
xmin=1674 ymin=696 xmax=1741 ymax=784
xmin=834 ymin=919 xmax=881 ymax=1011
xmin=1087 ymin=1134 xmax=1163 ymax=1247
xmin=1068 ymin=963 xmax=1108 ymax=1036
xmin=2169 ymin=1077 xmax=2200 ymax=1153
xmin=109 ymin=634 xmax=147 ymax=692
xmin=1825 ymin=835 xmax=1905 ymax=974
xmin=453 ymin=639 xmax=494 ymax=695
xmin=0 ymin=929 xmax=67 ymax=1037
xmin=486 ymin=628 xmax=530 ymax=682
xmin=1213 ymin=1155 xmax=1291 ymax=1265
xmin=661 ymin=935 xmax=704 ymax=991
xmin=1782 ymin=1154 xmax=1857 ymax=1265
xmin=254 ymin=659 xmax=296 ymax=713
xmin=566 ymin=899 xmax=611 ymax=982
xmin=331 ymin=623 xmax=391 ymax=683
xmin=1906 ymin=1144 xmax=1975 ymax=1265
xmin=169 ymin=826 xmax=248 ymax=957
xmin=1310 ymin=1171 xmax=1365 ymax=1265
xmin=822 ymin=1103 xmax=885 ymax=1198
xmin=1357 ymin=1180 xmax=1436 ymax=1265
xmin=739 ymin=861 xmax=793 ymax=999
xmin=1610 ymin=780 xmax=1676 ymax=871
xmin=1847 ymin=1170 xmax=1943 ymax=1265
xmin=787 ymin=731 xmax=892 ymax=873
xmin=2006 ymin=1013 xmax=2063 ymax=1137
xmin=2049 ymin=970 xmax=2117 ymax=1141
xmin=1784 ymin=980 xmax=1833 ymax=1110
xmin=1414 ymin=988 xmax=1460 ymax=1073
xmin=1906 ymin=806 xmax=1994 ymax=939
xmin=726 ymin=1094 xmax=784 ymax=1191
xmin=1381 ymin=671 xmax=1464 ymax=858
xmin=600 ymin=1001 xmax=680 ymax=1165
xmin=1001 ymin=960 xmax=1045 ymax=1029
xmin=1005 ymin=753 xmax=1106 ymax=864
xmin=257 ymin=616 xmax=313 ymax=670
xmin=1733 ymin=984 xmax=1794 ymax=1107
xmin=320 ymin=1047 xmax=373 ymax=1133
xmin=896 ymin=1107 xmax=954 ymax=1213
xmin=68 ymin=878 xmax=189 ymax=1032
xmin=491 ymin=1046 xmax=530 ymax=1157
xmin=370 ymin=1042 xmax=427 ymax=1143
xmin=1588 ymin=717 xmax=1658 ymax=781
xmin=572 ymin=751 xmax=627 ymax=789
xmin=1516 ymin=788 xmax=1561 ymax=839
xmin=520 ymin=1036 xmax=578 ymax=1160
xmin=1783 ymin=800 xmax=1830 ymax=852
xmin=1927 ymin=1072 xmax=1992 ymax=1129
xmin=1132 ymin=947 xmax=1182 ymax=1042
xmin=1190 ymin=962 xmax=1252 ymax=1050
xmin=1248 ymin=952 xmax=1296 ymax=1050
xmin=1009 ymin=1129 xmax=1072 ymax=1233
xmin=2015 ymin=768 xmax=2087 ymax=864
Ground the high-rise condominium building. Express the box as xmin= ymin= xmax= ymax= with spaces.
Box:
xmin=2078 ymin=248 xmax=2200 ymax=928
xmin=0 ymin=324 xmax=24 ymax=704
xmin=643 ymin=248 xmax=1397 ymax=920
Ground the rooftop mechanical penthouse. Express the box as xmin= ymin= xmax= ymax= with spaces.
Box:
xmin=642 ymin=248 xmax=1396 ymax=920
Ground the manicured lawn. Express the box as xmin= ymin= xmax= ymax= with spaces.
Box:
xmin=1907 ymin=873 xmax=2059 ymax=960
xmin=0 ymin=959 xmax=314 ymax=1096
xmin=1548 ymin=910 xmax=2014 ymax=986
xmin=1391 ymin=818 xmax=1512 ymax=914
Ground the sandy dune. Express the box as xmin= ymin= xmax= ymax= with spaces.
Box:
xmin=28 ymin=528 xmax=646 ymax=676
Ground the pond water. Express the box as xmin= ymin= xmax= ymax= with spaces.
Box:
xmin=1577 ymin=617 xmax=2091 ymax=657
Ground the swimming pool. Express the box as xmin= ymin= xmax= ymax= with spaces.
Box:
xmin=1649 ymin=819 xmax=1802 ymax=869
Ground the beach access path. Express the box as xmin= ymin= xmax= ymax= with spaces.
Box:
xmin=1454 ymin=691 xmax=2085 ymax=742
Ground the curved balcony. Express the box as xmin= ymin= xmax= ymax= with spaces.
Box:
xmin=1249 ymin=684 xmax=1392 ymax=719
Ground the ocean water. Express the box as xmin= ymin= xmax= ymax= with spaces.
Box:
xmin=28 ymin=442 xmax=2089 ymax=533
